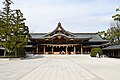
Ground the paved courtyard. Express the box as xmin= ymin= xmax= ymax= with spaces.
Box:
xmin=0 ymin=55 xmax=120 ymax=80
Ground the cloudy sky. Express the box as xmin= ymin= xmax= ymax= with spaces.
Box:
xmin=0 ymin=0 xmax=120 ymax=33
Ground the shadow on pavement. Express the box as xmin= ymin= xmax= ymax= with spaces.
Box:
xmin=23 ymin=54 xmax=45 ymax=60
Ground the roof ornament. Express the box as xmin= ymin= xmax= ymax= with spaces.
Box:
xmin=57 ymin=22 xmax=62 ymax=31
xmin=58 ymin=22 xmax=61 ymax=26
xmin=44 ymin=22 xmax=75 ymax=37
xmin=58 ymin=27 xmax=61 ymax=31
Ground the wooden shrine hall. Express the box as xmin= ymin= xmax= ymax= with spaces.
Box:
xmin=26 ymin=22 xmax=108 ymax=54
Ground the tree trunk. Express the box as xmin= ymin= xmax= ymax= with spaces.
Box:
xmin=15 ymin=50 xmax=17 ymax=57
xmin=4 ymin=50 xmax=6 ymax=57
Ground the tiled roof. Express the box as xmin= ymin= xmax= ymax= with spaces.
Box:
xmin=30 ymin=22 xmax=108 ymax=42
xmin=30 ymin=33 xmax=107 ymax=42
xmin=103 ymin=44 xmax=120 ymax=50
xmin=74 ymin=33 xmax=103 ymax=41
xmin=83 ymin=45 xmax=101 ymax=47
xmin=30 ymin=33 xmax=46 ymax=39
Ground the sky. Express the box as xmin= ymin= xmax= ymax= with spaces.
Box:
xmin=0 ymin=0 xmax=120 ymax=33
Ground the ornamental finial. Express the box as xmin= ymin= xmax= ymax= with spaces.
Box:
xmin=58 ymin=22 xmax=61 ymax=26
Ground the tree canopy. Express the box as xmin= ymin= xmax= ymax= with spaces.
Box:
xmin=0 ymin=0 xmax=30 ymax=57
xmin=98 ymin=7 xmax=120 ymax=45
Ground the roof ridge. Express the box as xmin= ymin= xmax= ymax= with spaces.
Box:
xmin=74 ymin=33 xmax=98 ymax=34
xmin=30 ymin=33 xmax=47 ymax=34
xmin=30 ymin=33 xmax=98 ymax=35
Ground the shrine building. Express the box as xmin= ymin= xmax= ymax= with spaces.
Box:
xmin=25 ymin=22 xmax=108 ymax=55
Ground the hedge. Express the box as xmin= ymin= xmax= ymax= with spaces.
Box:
xmin=90 ymin=48 xmax=102 ymax=57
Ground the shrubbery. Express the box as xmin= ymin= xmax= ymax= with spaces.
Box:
xmin=8 ymin=48 xmax=26 ymax=58
xmin=16 ymin=48 xmax=26 ymax=57
xmin=90 ymin=48 xmax=102 ymax=57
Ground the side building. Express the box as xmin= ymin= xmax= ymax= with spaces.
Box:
xmin=103 ymin=44 xmax=120 ymax=58
xmin=25 ymin=22 xmax=108 ymax=54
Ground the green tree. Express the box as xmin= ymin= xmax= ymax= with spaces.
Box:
xmin=106 ymin=23 xmax=120 ymax=44
xmin=0 ymin=0 xmax=30 ymax=57
xmin=0 ymin=0 xmax=13 ymax=57
xmin=112 ymin=7 xmax=120 ymax=44
xmin=98 ymin=31 xmax=107 ymax=39
xmin=105 ymin=7 xmax=120 ymax=45
xmin=11 ymin=9 xmax=30 ymax=57
xmin=90 ymin=48 xmax=102 ymax=57
xmin=112 ymin=7 xmax=120 ymax=21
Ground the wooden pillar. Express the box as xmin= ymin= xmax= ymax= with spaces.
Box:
xmin=44 ymin=45 xmax=46 ymax=54
xmin=74 ymin=45 xmax=76 ymax=54
xmin=113 ymin=50 xmax=114 ymax=58
xmin=81 ymin=44 xmax=83 ymax=54
xmin=52 ymin=46 xmax=54 ymax=54
xmin=118 ymin=50 xmax=120 ymax=57
xmin=36 ymin=45 xmax=39 ymax=54
xmin=66 ymin=46 xmax=68 ymax=54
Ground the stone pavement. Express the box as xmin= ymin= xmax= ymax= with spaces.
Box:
xmin=0 ymin=55 xmax=120 ymax=80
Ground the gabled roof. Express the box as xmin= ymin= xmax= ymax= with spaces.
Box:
xmin=30 ymin=22 xmax=108 ymax=42
xmin=30 ymin=33 xmax=108 ymax=42
xmin=45 ymin=22 xmax=74 ymax=37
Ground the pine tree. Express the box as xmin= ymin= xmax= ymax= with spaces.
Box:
xmin=0 ymin=0 xmax=30 ymax=57
xmin=112 ymin=7 xmax=120 ymax=44
xmin=11 ymin=9 xmax=30 ymax=57
xmin=106 ymin=7 xmax=120 ymax=44
xmin=112 ymin=7 xmax=120 ymax=21
xmin=0 ymin=0 xmax=13 ymax=57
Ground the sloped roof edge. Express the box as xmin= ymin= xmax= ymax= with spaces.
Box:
xmin=103 ymin=44 xmax=120 ymax=50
